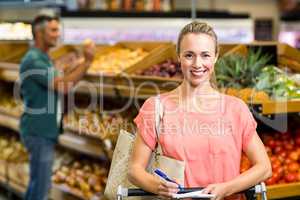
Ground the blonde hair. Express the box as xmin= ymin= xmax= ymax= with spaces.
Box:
xmin=177 ymin=21 xmax=219 ymax=90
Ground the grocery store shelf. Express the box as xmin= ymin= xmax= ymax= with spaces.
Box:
xmin=0 ymin=62 xmax=19 ymax=82
xmin=0 ymin=69 xmax=18 ymax=82
xmin=63 ymin=125 xmax=102 ymax=141
xmin=0 ymin=112 xmax=108 ymax=160
xmin=267 ymin=182 xmax=300 ymax=199
xmin=53 ymin=184 xmax=85 ymax=200
xmin=53 ymin=183 xmax=102 ymax=200
xmin=260 ymin=99 xmax=300 ymax=114
xmin=58 ymin=132 xmax=107 ymax=160
xmin=0 ymin=112 xmax=19 ymax=132
xmin=0 ymin=62 xmax=19 ymax=70
xmin=0 ymin=107 xmax=21 ymax=118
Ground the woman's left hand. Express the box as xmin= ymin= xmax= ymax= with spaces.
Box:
xmin=202 ymin=182 xmax=232 ymax=200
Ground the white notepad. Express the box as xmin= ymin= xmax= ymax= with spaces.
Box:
xmin=172 ymin=190 xmax=215 ymax=199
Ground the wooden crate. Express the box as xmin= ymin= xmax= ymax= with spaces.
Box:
xmin=223 ymin=44 xmax=248 ymax=57
xmin=0 ymin=42 xmax=29 ymax=63
xmin=123 ymin=42 xmax=175 ymax=74
xmin=87 ymin=41 xmax=172 ymax=76
xmin=50 ymin=44 xmax=108 ymax=60
xmin=278 ymin=43 xmax=300 ymax=64
xmin=219 ymin=43 xmax=239 ymax=56
xmin=267 ymin=182 xmax=300 ymax=199
xmin=117 ymin=44 xmax=180 ymax=94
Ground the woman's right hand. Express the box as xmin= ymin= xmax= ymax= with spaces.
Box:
xmin=156 ymin=178 xmax=179 ymax=198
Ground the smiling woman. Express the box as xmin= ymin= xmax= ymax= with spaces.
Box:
xmin=177 ymin=22 xmax=219 ymax=90
xmin=128 ymin=21 xmax=272 ymax=200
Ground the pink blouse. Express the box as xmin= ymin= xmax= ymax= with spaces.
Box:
xmin=134 ymin=93 xmax=257 ymax=191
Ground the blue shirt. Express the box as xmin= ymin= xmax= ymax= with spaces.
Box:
xmin=19 ymin=47 xmax=61 ymax=140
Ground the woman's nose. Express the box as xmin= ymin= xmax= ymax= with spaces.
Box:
xmin=193 ymin=56 xmax=202 ymax=68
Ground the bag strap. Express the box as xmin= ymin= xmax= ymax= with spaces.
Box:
xmin=154 ymin=95 xmax=163 ymax=155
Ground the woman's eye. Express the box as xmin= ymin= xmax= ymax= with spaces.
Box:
xmin=203 ymin=54 xmax=210 ymax=58
xmin=184 ymin=54 xmax=193 ymax=59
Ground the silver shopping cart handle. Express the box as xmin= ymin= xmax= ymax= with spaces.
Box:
xmin=117 ymin=182 xmax=267 ymax=200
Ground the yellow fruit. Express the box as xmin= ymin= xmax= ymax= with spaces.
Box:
xmin=252 ymin=91 xmax=270 ymax=103
xmin=238 ymin=88 xmax=255 ymax=102
xmin=226 ymin=88 xmax=239 ymax=97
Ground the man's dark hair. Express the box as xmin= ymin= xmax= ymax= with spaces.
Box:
xmin=32 ymin=15 xmax=59 ymax=39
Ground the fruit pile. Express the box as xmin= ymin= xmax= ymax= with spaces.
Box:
xmin=137 ymin=59 xmax=183 ymax=79
xmin=0 ymin=93 xmax=23 ymax=117
xmin=264 ymin=131 xmax=300 ymax=185
xmin=0 ymin=135 xmax=28 ymax=162
xmin=256 ymin=66 xmax=300 ymax=100
xmin=88 ymin=47 xmax=149 ymax=75
xmin=52 ymin=160 xmax=108 ymax=199
xmin=241 ymin=130 xmax=300 ymax=185
xmin=222 ymin=88 xmax=270 ymax=103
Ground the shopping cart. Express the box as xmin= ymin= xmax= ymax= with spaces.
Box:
xmin=116 ymin=182 xmax=267 ymax=200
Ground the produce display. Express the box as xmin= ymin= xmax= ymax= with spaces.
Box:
xmin=215 ymin=48 xmax=271 ymax=89
xmin=215 ymin=48 xmax=300 ymax=102
xmin=0 ymin=93 xmax=23 ymax=117
xmin=223 ymin=87 xmax=270 ymax=103
xmin=88 ymin=47 xmax=149 ymax=75
xmin=136 ymin=59 xmax=183 ymax=79
xmin=256 ymin=66 xmax=300 ymax=100
xmin=263 ymin=130 xmax=300 ymax=185
xmin=52 ymin=160 xmax=108 ymax=199
xmin=63 ymin=110 xmax=134 ymax=145
xmin=241 ymin=129 xmax=300 ymax=185
xmin=0 ymin=135 xmax=28 ymax=162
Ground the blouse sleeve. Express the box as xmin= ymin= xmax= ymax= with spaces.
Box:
xmin=238 ymin=100 xmax=258 ymax=151
xmin=134 ymin=97 xmax=157 ymax=150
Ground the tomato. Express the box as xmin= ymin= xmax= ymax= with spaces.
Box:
xmin=288 ymin=151 xmax=299 ymax=161
xmin=266 ymin=139 xmax=276 ymax=149
xmin=272 ymin=160 xmax=282 ymax=171
xmin=274 ymin=146 xmax=284 ymax=154
xmin=266 ymin=177 xmax=277 ymax=185
xmin=284 ymin=140 xmax=295 ymax=151
xmin=284 ymin=173 xmax=297 ymax=183
xmin=284 ymin=158 xmax=293 ymax=165
xmin=287 ymin=162 xmax=300 ymax=172
xmin=272 ymin=171 xmax=281 ymax=182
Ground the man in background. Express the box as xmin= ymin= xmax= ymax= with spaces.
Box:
xmin=19 ymin=14 xmax=95 ymax=200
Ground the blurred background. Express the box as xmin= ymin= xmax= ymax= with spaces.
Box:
xmin=0 ymin=1 xmax=300 ymax=200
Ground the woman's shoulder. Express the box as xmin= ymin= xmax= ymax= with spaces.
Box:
xmin=221 ymin=93 xmax=249 ymax=111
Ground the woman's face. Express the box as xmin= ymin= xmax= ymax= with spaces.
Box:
xmin=179 ymin=33 xmax=217 ymax=87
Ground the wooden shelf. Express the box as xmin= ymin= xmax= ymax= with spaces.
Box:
xmin=0 ymin=69 xmax=18 ymax=82
xmin=53 ymin=183 xmax=102 ymax=200
xmin=0 ymin=107 xmax=22 ymax=118
xmin=0 ymin=112 xmax=108 ymax=161
xmin=0 ymin=112 xmax=19 ymax=132
xmin=267 ymin=182 xmax=300 ymax=199
xmin=260 ymin=99 xmax=300 ymax=114
xmin=63 ymin=125 xmax=103 ymax=141
xmin=58 ymin=132 xmax=107 ymax=160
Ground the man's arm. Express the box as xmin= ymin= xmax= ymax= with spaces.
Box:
xmin=52 ymin=42 xmax=95 ymax=94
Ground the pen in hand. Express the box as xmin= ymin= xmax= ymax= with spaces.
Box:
xmin=154 ymin=168 xmax=183 ymax=191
